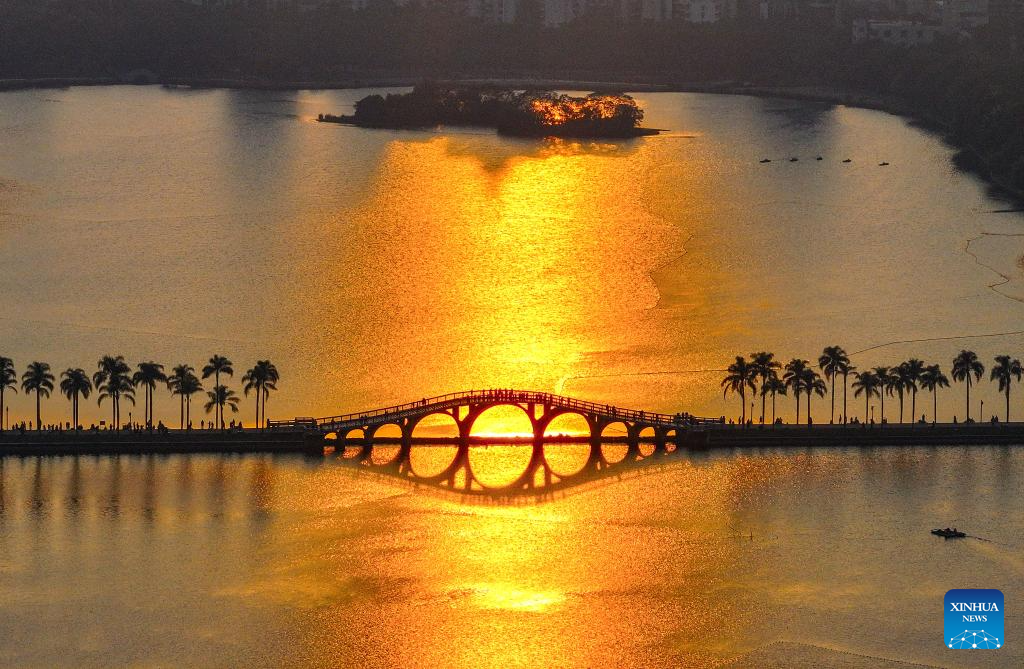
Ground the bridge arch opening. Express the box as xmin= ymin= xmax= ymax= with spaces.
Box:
xmin=468 ymin=404 xmax=534 ymax=438
xmin=468 ymin=405 xmax=534 ymax=488
xmin=638 ymin=427 xmax=657 ymax=457
xmin=663 ymin=429 xmax=678 ymax=453
xmin=600 ymin=421 xmax=630 ymax=464
xmin=338 ymin=428 xmax=365 ymax=459
xmin=368 ymin=423 xmax=402 ymax=465
xmin=543 ymin=412 xmax=591 ymax=477
xmin=409 ymin=413 xmax=460 ymax=478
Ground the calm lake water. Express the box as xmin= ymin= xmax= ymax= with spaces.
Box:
xmin=1 ymin=86 xmax=1024 ymax=426
xmin=0 ymin=448 xmax=1021 ymax=668
xmin=1 ymin=87 xmax=1023 ymax=667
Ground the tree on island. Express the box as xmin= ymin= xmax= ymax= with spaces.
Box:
xmin=750 ymin=351 xmax=780 ymax=425
xmin=133 ymin=361 xmax=167 ymax=428
xmin=202 ymin=355 xmax=234 ymax=429
xmin=852 ymin=370 xmax=881 ymax=423
xmin=21 ymin=361 xmax=54 ymax=430
xmin=204 ymin=385 xmax=240 ymax=428
xmin=872 ymin=366 xmax=890 ymax=424
xmin=94 ymin=355 xmax=135 ymax=429
xmin=721 ymin=356 xmax=755 ymax=425
xmin=918 ymin=364 xmax=949 ymax=424
xmin=990 ymin=355 xmax=1022 ymax=423
xmin=951 ymin=350 xmax=984 ymax=422
xmin=0 ymin=356 xmax=16 ymax=430
xmin=818 ymin=345 xmax=849 ymax=424
xmin=60 ymin=368 xmax=92 ymax=429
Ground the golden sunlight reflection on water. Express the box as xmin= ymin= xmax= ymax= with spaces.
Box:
xmin=0 ymin=448 xmax=1021 ymax=667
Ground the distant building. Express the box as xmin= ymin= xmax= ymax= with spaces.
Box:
xmin=852 ymin=17 xmax=944 ymax=43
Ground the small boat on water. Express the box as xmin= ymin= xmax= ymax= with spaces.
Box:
xmin=879 ymin=161 xmax=890 ymax=166
xmin=760 ymin=158 xmax=771 ymax=163
xmin=932 ymin=528 xmax=966 ymax=538
xmin=842 ymin=158 xmax=852 ymax=163
xmin=789 ymin=157 xmax=798 ymax=162
xmin=816 ymin=156 xmax=823 ymax=161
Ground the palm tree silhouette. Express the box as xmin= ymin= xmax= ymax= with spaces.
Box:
xmin=749 ymin=351 xmax=780 ymax=424
xmin=800 ymin=367 xmax=827 ymax=425
xmin=918 ymin=364 xmax=949 ymax=424
xmin=852 ymin=370 xmax=881 ymax=423
xmin=167 ymin=364 xmax=200 ymax=429
xmin=60 ymin=368 xmax=92 ymax=429
xmin=204 ymin=385 xmax=240 ymax=426
xmin=951 ymin=350 xmax=985 ymax=421
xmin=761 ymin=373 xmax=787 ymax=425
xmin=93 ymin=355 xmax=134 ymax=429
xmin=202 ymin=355 xmax=234 ymax=429
xmin=242 ymin=360 xmax=279 ymax=430
xmin=990 ymin=355 xmax=1022 ymax=422
xmin=0 ymin=356 xmax=17 ymax=430
xmin=132 ymin=361 xmax=167 ymax=428
xmin=818 ymin=346 xmax=849 ymax=424
xmin=871 ymin=366 xmax=890 ymax=423
xmin=168 ymin=367 xmax=203 ymax=429
xmin=783 ymin=359 xmax=810 ymax=425
xmin=21 ymin=361 xmax=54 ymax=430
xmin=840 ymin=362 xmax=856 ymax=424
xmin=721 ymin=356 xmax=756 ymax=425
xmin=902 ymin=359 xmax=925 ymax=423
xmin=888 ymin=364 xmax=912 ymax=424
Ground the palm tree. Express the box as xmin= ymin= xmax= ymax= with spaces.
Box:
xmin=749 ymin=351 xmax=780 ymax=424
xmin=783 ymin=359 xmax=810 ymax=425
xmin=93 ymin=355 xmax=134 ymax=429
xmin=852 ymin=370 xmax=881 ymax=423
xmin=840 ymin=362 xmax=855 ymax=424
xmin=170 ymin=371 xmax=203 ymax=429
xmin=902 ymin=359 xmax=926 ymax=423
xmin=918 ymin=364 xmax=949 ymax=424
xmin=761 ymin=373 xmax=787 ymax=425
xmin=872 ymin=366 xmax=890 ymax=423
xmin=167 ymin=364 xmax=198 ymax=429
xmin=60 ymin=368 xmax=92 ymax=429
xmin=990 ymin=355 xmax=1022 ymax=422
xmin=242 ymin=360 xmax=279 ymax=430
xmin=132 ymin=361 xmax=167 ymax=428
xmin=21 ymin=362 xmax=54 ymax=430
xmin=204 ymin=385 xmax=240 ymax=425
xmin=951 ymin=350 xmax=985 ymax=422
xmin=0 ymin=357 xmax=16 ymax=430
xmin=800 ymin=367 xmax=827 ymax=425
xmin=818 ymin=346 xmax=849 ymax=424
xmin=888 ymin=364 xmax=912 ymax=424
xmin=202 ymin=355 xmax=234 ymax=429
xmin=721 ymin=356 xmax=756 ymax=425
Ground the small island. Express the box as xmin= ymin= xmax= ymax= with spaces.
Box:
xmin=317 ymin=84 xmax=658 ymax=138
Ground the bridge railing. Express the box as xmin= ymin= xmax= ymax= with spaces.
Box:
xmin=269 ymin=389 xmax=723 ymax=431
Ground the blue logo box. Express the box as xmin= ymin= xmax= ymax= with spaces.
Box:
xmin=945 ymin=589 xmax=1003 ymax=649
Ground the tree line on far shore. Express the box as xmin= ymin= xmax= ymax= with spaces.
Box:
xmin=721 ymin=346 xmax=1016 ymax=426
xmin=0 ymin=354 xmax=279 ymax=432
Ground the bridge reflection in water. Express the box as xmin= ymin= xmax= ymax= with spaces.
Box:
xmin=271 ymin=390 xmax=721 ymax=495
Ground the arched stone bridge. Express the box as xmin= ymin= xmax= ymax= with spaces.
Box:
xmin=270 ymin=390 xmax=721 ymax=493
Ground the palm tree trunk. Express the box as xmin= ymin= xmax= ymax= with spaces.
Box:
xmin=35 ymin=390 xmax=40 ymax=430
xmin=966 ymin=378 xmax=971 ymax=421
xmin=933 ymin=389 xmax=938 ymax=424
xmin=740 ymin=387 xmax=746 ymax=426
xmin=771 ymin=392 xmax=776 ymax=425
xmin=761 ymin=380 xmax=767 ymax=424
xmin=880 ymin=391 xmax=885 ymax=424
xmin=795 ymin=392 xmax=800 ymax=425
xmin=1006 ymin=386 xmax=1011 ymax=423
xmin=911 ymin=389 xmax=916 ymax=424
xmin=865 ymin=393 xmax=869 ymax=422
xmin=843 ymin=373 xmax=849 ymax=424
xmin=806 ymin=392 xmax=811 ymax=425
xmin=830 ymin=372 xmax=835 ymax=423
xmin=1 ymin=386 xmax=5 ymax=430
xmin=215 ymin=371 xmax=221 ymax=429
xmin=899 ymin=392 xmax=904 ymax=423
